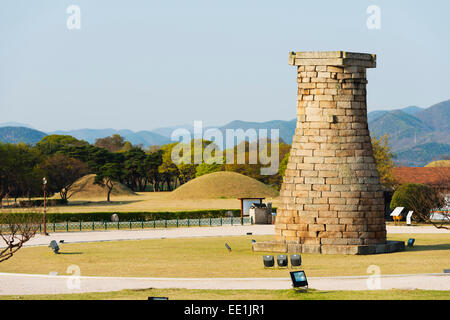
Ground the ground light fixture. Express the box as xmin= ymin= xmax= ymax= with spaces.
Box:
xmin=225 ymin=243 xmax=232 ymax=252
xmin=277 ymin=255 xmax=288 ymax=268
xmin=290 ymin=254 xmax=302 ymax=268
xmin=407 ymin=238 xmax=415 ymax=247
xmin=290 ymin=270 xmax=308 ymax=289
xmin=263 ymin=255 xmax=275 ymax=268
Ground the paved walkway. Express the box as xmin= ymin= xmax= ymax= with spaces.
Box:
xmin=21 ymin=224 xmax=449 ymax=248
xmin=23 ymin=225 xmax=272 ymax=247
xmin=0 ymin=273 xmax=448 ymax=295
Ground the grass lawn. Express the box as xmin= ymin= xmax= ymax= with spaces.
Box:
xmin=1 ymin=288 xmax=449 ymax=300
xmin=2 ymin=192 xmax=280 ymax=213
xmin=0 ymin=234 xmax=448 ymax=278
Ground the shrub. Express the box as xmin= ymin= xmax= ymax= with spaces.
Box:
xmin=390 ymin=183 xmax=445 ymax=222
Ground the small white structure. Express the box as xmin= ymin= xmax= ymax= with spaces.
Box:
xmin=430 ymin=212 xmax=450 ymax=221
xmin=249 ymin=203 xmax=271 ymax=224
xmin=406 ymin=211 xmax=414 ymax=226
xmin=390 ymin=207 xmax=404 ymax=224
xmin=390 ymin=207 xmax=404 ymax=217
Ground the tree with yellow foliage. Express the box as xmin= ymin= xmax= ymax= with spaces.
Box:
xmin=371 ymin=134 xmax=397 ymax=189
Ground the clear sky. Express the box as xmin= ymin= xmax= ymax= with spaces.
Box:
xmin=0 ymin=0 xmax=449 ymax=132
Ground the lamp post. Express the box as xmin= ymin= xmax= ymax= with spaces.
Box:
xmin=42 ymin=177 xmax=48 ymax=236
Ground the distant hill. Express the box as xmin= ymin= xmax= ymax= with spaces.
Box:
xmin=368 ymin=110 xmax=435 ymax=150
xmin=368 ymin=100 xmax=450 ymax=166
xmin=154 ymin=119 xmax=297 ymax=146
xmin=415 ymin=100 xmax=450 ymax=135
xmin=0 ymin=122 xmax=35 ymax=129
xmin=152 ymin=124 xmax=195 ymax=138
xmin=367 ymin=110 xmax=389 ymax=122
xmin=0 ymin=127 xmax=46 ymax=144
xmin=3 ymin=99 xmax=448 ymax=166
xmin=395 ymin=143 xmax=450 ymax=167
xmin=50 ymin=128 xmax=170 ymax=147
xmin=219 ymin=119 xmax=297 ymax=145
xmin=401 ymin=106 xmax=424 ymax=115
xmin=367 ymin=106 xmax=424 ymax=123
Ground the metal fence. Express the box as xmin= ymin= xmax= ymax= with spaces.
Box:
xmin=32 ymin=216 xmax=253 ymax=233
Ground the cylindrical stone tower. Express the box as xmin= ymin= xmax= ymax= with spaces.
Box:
xmin=276 ymin=51 xmax=386 ymax=254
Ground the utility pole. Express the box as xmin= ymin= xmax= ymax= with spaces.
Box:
xmin=42 ymin=177 xmax=48 ymax=236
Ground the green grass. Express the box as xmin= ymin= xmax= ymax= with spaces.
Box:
xmin=0 ymin=234 xmax=448 ymax=278
xmin=1 ymin=288 xmax=449 ymax=300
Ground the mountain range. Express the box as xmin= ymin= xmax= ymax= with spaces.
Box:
xmin=1 ymin=99 xmax=449 ymax=167
xmin=50 ymin=128 xmax=171 ymax=147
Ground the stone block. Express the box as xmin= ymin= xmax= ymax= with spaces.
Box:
xmin=287 ymin=244 xmax=303 ymax=253
xmin=320 ymin=238 xmax=348 ymax=245
xmin=302 ymin=244 xmax=321 ymax=254
xmin=308 ymin=224 xmax=325 ymax=232
xmin=321 ymin=245 xmax=350 ymax=255
xmin=296 ymin=231 xmax=318 ymax=238
xmin=325 ymin=224 xmax=346 ymax=232
xmin=252 ymin=241 xmax=287 ymax=253
xmin=294 ymin=51 xmax=344 ymax=59
xmin=302 ymin=238 xmax=321 ymax=245
xmin=294 ymin=58 xmax=344 ymax=66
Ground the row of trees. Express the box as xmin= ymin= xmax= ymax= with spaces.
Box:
xmin=0 ymin=134 xmax=290 ymax=203
xmin=4 ymin=132 xmax=444 ymax=214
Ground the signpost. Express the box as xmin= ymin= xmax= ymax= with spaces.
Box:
xmin=390 ymin=207 xmax=404 ymax=225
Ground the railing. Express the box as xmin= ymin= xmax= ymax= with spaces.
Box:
xmin=29 ymin=216 xmax=253 ymax=233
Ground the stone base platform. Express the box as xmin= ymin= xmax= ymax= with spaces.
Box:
xmin=252 ymin=241 xmax=405 ymax=255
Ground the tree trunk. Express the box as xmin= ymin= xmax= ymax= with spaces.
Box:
xmin=106 ymin=179 xmax=114 ymax=202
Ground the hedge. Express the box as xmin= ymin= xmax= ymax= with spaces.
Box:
xmin=18 ymin=199 xmax=68 ymax=207
xmin=390 ymin=183 xmax=445 ymax=222
xmin=5 ymin=209 xmax=243 ymax=223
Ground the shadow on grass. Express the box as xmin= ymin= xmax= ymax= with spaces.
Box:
xmin=405 ymin=244 xmax=450 ymax=252
xmin=67 ymin=200 xmax=142 ymax=207
xmin=58 ymin=252 xmax=83 ymax=255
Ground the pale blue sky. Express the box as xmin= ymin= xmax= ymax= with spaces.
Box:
xmin=0 ymin=0 xmax=449 ymax=132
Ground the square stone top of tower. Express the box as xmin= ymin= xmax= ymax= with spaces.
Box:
xmin=289 ymin=51 xmax=376 ymax=68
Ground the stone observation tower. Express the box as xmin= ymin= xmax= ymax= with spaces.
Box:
xmin=253 ymin=51 xmax=404 ymax=254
